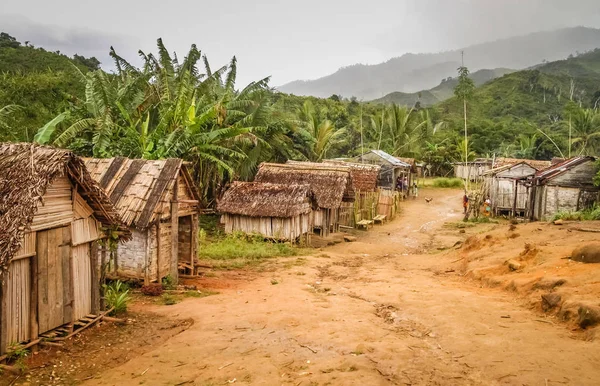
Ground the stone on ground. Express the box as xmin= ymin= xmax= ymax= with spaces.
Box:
xmin=571 ymin=243 xmax=600 ymax=263
xmin=541 ymin=293 xmax=562 ymax=312
xmin=344 ymin=235 xmax=358 ymax=242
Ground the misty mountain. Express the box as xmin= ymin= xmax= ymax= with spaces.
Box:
xmin=277 ymin=27 xmax=600 ymax=100
xmin=373 ymin=68 xmax=514 ymax=107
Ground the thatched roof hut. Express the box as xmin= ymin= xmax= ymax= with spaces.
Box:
xmin=218 ymin=182 xmax=313 ymax=218
xmin=256 ymin=162 xmax=353 ymax=209
xmin=0 ymin=143 xmax=129 ymax=354
xmin=322 ymin=160 xmax=381 ymax=192
xmin=218 ymin=182 xmax=315 ymax=241
xmin=84 ymin=157 xmax=202 ymax=281
xmin=0 ymin=143 xmax=128 ymax=276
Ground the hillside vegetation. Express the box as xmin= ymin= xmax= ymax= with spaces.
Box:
xmin=278 ymin=27 xmax=600 ymax=99
xmin=374 ymin=68 xmax=514 ymax=107
xmin=0 ymin=31 xmax=599 ymax=206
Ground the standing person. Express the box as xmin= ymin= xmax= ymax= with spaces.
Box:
xmin=462 ymin=193 xmax=469 ymax=215
xmin=413 ymin=181 xmax=418 ymax=199
xmin=396 ymin=176 xmax=403 ymax=191
xmin=484 ymin=197 xmax=492 ymax=217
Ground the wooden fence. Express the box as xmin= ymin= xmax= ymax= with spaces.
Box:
xmin=339 ymin=189 xmax=401 ymax=228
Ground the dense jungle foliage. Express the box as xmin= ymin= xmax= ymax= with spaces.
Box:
xmin=1 ymin=32 xmax=599 ymax=205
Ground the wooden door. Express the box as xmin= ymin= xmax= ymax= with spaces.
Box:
xmin=72 ymin=244 xmax=92 ymax=320
xmin=37 ymin=227 xmax=72 ymax=333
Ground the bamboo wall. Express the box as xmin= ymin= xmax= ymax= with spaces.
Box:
xmin=223 ymin=213 xmax=312 ymax=241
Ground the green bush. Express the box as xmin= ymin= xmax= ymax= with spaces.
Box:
xmin=432 ymin=177 xmax=465 ymax=188
xmin=103 ymin=280 xmax=131 ymax=315
xmin=161 ymin=274 xmax=176 ymax=290
xmin=552 ymin=206 xmax=600 ymax=221
xmin=162 ymin=294 xmax=177 ymax=305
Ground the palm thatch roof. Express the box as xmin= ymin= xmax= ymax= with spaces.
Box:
xmin=84 ymin=157 xmax=200 ymax=230
xmin=0 ymin=143 xmax=129 ymax=275
xmin=255 ymin=162 xmax=353 ymax=209
xmin=322 ymin=160 xmax=381 ymax=192
xmin=397 ymin=157 xmax=417 ymax=173
xmin=218 ymin=182 xmax=314 ymax=218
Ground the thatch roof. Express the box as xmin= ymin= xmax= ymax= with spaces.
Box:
xmin=84 ymin=157 xmax=200 ymax=230
xmin=493 ymin=157 xmax=552 ymax=171
xmin=0 ymin=143 xmax=129 ymax=275
xmin=218 ymin=182 xmax=313 ymax=218
xmin=255 ymin=162 xmax=353 ymax=209
xmin=323 ymin=160 xmax=380 ymax=192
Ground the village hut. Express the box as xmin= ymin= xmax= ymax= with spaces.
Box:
xmin=84 ymin=157 xmax=201 ymax=282
xmin=481 ymin=162 xmax=539 ymax=216
xmin=218 ymin=182 xmax=315 ymax=242
xmin=528 ymin=156 xmax=599 ymax=221
xmin=255 ymin=162 xmax=353 ymax=236
xmin=0 ymin=143 xmax=129 ymax=354
xmin=453 ymin=158 xmax=493 ymax=181
xmin=292 ymin=160 xmax=381 ymax=193
xmin=352 ymin=150 xmax=411 ymax=190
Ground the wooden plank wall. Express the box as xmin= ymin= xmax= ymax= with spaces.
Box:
xmin=72 ymin=244 xmax=92 ymax=320
xmin=30 ymin=176 xmax=73 ymax=231
xmin=36 ymin=226 xmax=73 ymax=333
xmin=71 ymin=217 xmax=101 ymax=246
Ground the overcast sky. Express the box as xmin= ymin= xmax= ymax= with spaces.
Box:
xmin=1 ymin=0 xmax=599 ymax=86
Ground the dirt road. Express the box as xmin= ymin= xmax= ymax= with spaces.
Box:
xmin=85 ymin=189 xmax=600 ymax=386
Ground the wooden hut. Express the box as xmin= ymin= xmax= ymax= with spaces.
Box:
xmin=218 ymin=182 xmax=315 ymax=242
xmin=453 ymin=158 xmax=492 ymax=181
xmin=528 ymin=157 xmax=599 ymax=221
xmin=255 ymin=163 xmax=353 ymax=236
xmin=84 ymin=157 xmax=201 ymax=282
xmin=0 ymin=143 xmax=129 ymax=354
xmin=481 ymin=162 xmax=539 ymax=216
xmin=353 ymin=150 xmax=411 ymax=190
xmin=322 ymin=160 xmax=381 ymax=192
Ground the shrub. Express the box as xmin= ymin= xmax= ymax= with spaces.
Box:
xmin=103 ymin=280 xmax=130 ymax=315
xmin=141 ymin=283 xmax=164 ymax=296
xmin=161 ymin=275 xmax=176 ymax=290
xmin=162 ymin=294 xmax=177 ymax=305
xmin=553 ymin=207 xmax=600 ymax=222
xmin=432 ymin=177 xmax=464 ymax=188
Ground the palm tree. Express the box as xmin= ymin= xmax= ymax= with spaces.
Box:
xmin=570 ymin=108 xmax=600 ymax=155
xmin=296 ymin=100 xmax=345 ymax=162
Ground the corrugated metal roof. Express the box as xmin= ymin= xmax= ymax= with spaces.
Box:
xmin=369 ymin=150 xmax=411 ymax=167
xmin=534 ymin=156 xmax=596 ymax=181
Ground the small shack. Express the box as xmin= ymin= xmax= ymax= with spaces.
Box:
xmin=84 ymin=157 xmax=201 ymax=282
xmin=453 ymin=158 xmax=492 ymax=181
xmin=255 ymin=162 xmax=353 ymax=236
xmin=529 ymin=156 xmax=599 ymax=221
xmin=482 ymin=162 xmax=539 ymax=216
xmin=0 ymin=143 xmax=129 ymax=354
xmin=353 ymin=150 xmax=411 ymax=190
xmin=218 ymin=182 xmax=315 ymax=243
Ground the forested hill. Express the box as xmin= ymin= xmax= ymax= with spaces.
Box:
xmin=373 ymin=68 xmax=514 ymax=107
xmin=439 ymin=48 xmax=600 ymax=126
xmin=0 ymin=33 xmax=99 ymax=139
xmin=278 ymin=27 xmax=600 ymax=100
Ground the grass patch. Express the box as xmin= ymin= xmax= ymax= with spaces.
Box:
xmin=431 ymin=177 xmax=465 ymax=188
xmin=553 ymin=207 xmax=600 ymax=221
xmin=198 ymin=232 xmax=307 ymax=269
